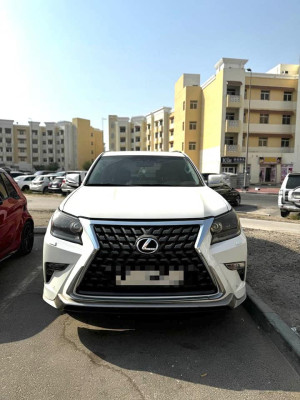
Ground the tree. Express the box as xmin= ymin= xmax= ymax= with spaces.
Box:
xmin=82 ymin=160 xmax=93 ymax=171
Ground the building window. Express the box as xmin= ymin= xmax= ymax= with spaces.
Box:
xmin=91 ymin=141 xmax=93 ymax=145
xmin=260 ymin=114 xmax=269 ymax=124
xmin=155 ymin=121 xmax=158 ymax=127
xmin=169 ymin=142 xmax=173 ymax=149
xmin=281 ymin=138 xmax=290 ymax=147
xmin=182 ymin=122 xmax=184 ymax=130
xmin=48 ymin=149 xmax=53 ymax=153
xmin=6 ymin=157 xmax=12 ymax=161
xmin=261 ymin=90 xmax=270 ymax=100
xmin=48 ymin=140 xmax=53 ymax=145
xmin=159 ymin=132 xmax=162 ymax=137
xmin=226 ymin=113 xmax=235 ymax=120
xmin=5 ymin=128 xmax=11 ymax=134
xmin=47 ymin=130 xmax=53 ymax=136
xmin=32 ymin=139 xmax=38 ymax=144
xmin=33 ymin=157 xmax=38 ymax=162
xmin=131 ymin=138 xmax=134 ymax=143
xmin=131 ymin=128 xmax=134 ymax=133
xmin=136 ymin=147 xmax=140 ymax=151
xmin=283 ymin=92 xmax=292 ymax=101
xmin=244 ymin=89 xmax=247 ymax=99
xmin=32 ymin=130 xmax=38 ymax=135
xmin=120 ymin=127 xmax=126 ymax=133
xmin=227 ymin=88 xmax=236 ymax=95
xmin=120 ymin=147 xmax=126 ymax=151
xmin=190 ymin=100 xmax=198 ymax=109
xmin=61 ymin=139 xmax=64 ymax=144
xmin=183 ymin=101 xmax=185 ymax=110
xmin=147 ymin=145 xmax=150 ymax=150
xmin=136 ymin=137 xmax=140 ymax=142
xmin=6 ymin=147 xmax=12 ymax=152
xmin=135 ymin=126 xmax=140 ymax=132
xmin=189 ymin=142 xmax=196 ymax=150
xmin=42 ymin=132 xmax=46 ymax=136
xmin=170 ymin=117 xmax=174 ymax=123
xmin=225 ymin=136 xmax=234 ymax=145
xmin=147 ymin=135 xmax=150 ymax=141
xmin=91 ymin=150 xmax=94 ymax=155
xmin=282 ymin=115 xmax=291 ymax=125
xmin=120 ymin=137 xmax=126 ymax=143
xmin=42 ymin=141 xmax=46 ymax=145
xmin=258 ymin=137 xmax=268 ymax=147
xmin=19 ymin=157 xmax=26 ymax=162
xmin=6 ymin=139 xmax=11 ymax=144
xmin=155 ymin=132 xmax=158 ymax=138
xmin=159 ymin=119 xmax=163 ymax=126
xmin=43 ymin=158 xmax=47 ymax=162
xmin=49 ymin=158 xmax=53 ymax=162
xmin=91 ymin=132 xmax=93 ymax=137
xmin=155 ymin=144 xmax=158 ymax=150
xmin=0 ymin=128 xmax=2 ymax=133
xmin=189 ymin=121 xmax=197 ymax=130
xmin=147 ymin=124 xmax=151 ymax=130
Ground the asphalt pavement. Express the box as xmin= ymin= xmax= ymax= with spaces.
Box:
xmin=0 ymin=236 xmax=299 ymax=399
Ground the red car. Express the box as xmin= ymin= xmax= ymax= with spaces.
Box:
xmin=0 ymin=168 xmax=34 ymax=261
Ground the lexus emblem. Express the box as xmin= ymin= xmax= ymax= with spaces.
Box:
xmin=136 ymin=237 xmax=159 ymax=254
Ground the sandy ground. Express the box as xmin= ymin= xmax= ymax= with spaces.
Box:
xmin=31 ymin=210 xmax=299 ymax=332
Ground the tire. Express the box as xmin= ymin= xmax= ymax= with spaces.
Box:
xmin=22 ymin=185 xmax=29 ymax=191
xmin=18 ymin=220 xmax=34 ymax=256
xmin=43 ymin=187 xmax=49 ymax=194
xmin=234 ymin=196 xmax=241 ymax=206
xmin=280 ymin=210 xmax=289 ymax=218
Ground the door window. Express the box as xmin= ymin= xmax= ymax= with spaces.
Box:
xmin=1 ymin=174 xmax=19 ymax=198
xmin=0 ymin=174 xmax=9 ymax=200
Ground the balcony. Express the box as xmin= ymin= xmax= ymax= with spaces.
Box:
xmin=226 ymin=95 xmax=242 ymax=108
xmin=225 ymin=120 xmax=240 ymax=133
xmin=242 ymin=146 xmax=294 ymax=154
xmin=224 ymin=144 xmax=241 ymax=156
xmin=243 ymin=123 xmax=295 ymax=134
xmin=244 ymin=99 xmax=296 ymax=112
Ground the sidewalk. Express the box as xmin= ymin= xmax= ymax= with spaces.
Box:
xmin=237 ymin=185 xmax=279 ymax=195
xmin=240 ymin=217 xmax=300 ymax=236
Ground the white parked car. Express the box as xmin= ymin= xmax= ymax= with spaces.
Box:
xmin=14 ymin=174 xmax=36 ymax=191
xmin=61 ymin=171 xmax=87 ymax=196
xmin=30 ymin=175 xmax=52 ymax=193
xmin=278 ymin=173 xmax=300 ymax=217
xmin=43 ymin=152 xmax=247 ymax=311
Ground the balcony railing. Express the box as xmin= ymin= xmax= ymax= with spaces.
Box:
xmin=224 ymin=144 xmax=241 ymax=156
xmin=226 ymin=95 xmax=242 ymax=108
xmin=225 ymin=120 xmax=240 ymax=132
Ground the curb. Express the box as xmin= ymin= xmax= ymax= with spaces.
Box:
xmin=237 ymin=190 xmax=279 ymax=195
xmin=244 ymin=284 xmax=300 ymax=374
xmin=34 ymin=227 xmax=47 ymax=234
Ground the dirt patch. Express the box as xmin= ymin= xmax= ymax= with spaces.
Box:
xmin=32 ymin=210 xmax=53 ymax=228
xmin=244 ymin=228 xmax=300 ymax=332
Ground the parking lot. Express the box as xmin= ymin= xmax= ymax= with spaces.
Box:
xmin=0 ymin=235 xmax=300 ymax=399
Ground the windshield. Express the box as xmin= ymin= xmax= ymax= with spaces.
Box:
xmin=86 ymin=155 xmax=203 ymax=187
xmin=286 ymin=175 xmax=300 ymax=189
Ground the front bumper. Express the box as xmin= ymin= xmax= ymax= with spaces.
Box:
xmin=43 ymin=218 xmax=247 ymax=310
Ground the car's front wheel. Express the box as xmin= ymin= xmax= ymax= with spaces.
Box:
xmin=234 ymin=196 xmax=241 ymax=206
xmin=280 ymin=210 xmax=290 ymax=218
xmin=18 ymin=220 xmax=34 ymax=256
xmin=22 ymin=185 xmax=29 ymax=191
xmin=43 ymin=187 xmax=49 ymax=194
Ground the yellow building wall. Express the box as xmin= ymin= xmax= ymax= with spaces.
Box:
xmin=247 ymin=112 xmax=295 ymax=124
xmin=72 ymin=118 xmax=104 ymax=169
xmin=201 ymin=71 xmax=224 ymax=150
xmin=173 ymin=76 xmax=202 ymax=167
xmin=245 ymin=77 xmax=298 ymax=101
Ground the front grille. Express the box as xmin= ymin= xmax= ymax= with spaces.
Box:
xmin=76 ymin=224 xmax=217 ymax=296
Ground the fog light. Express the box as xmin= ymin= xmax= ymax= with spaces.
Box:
xmin=224 ymin=262 xmax=246 ymax=281
xmin=45 ymin=262 xmax=69 ymax=283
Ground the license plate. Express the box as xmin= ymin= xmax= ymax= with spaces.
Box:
xmin=116 ymin=269 xmax=184 ymax=286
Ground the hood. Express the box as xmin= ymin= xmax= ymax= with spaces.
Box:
xmin=61 ymin=186 xmax=230 ymax=220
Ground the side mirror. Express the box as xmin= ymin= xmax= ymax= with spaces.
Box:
xmin=207 ymin=174 xmax=225 ymax=187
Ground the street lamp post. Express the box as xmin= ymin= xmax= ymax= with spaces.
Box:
xmin=243 ymin=68 xmax=252 ymax=190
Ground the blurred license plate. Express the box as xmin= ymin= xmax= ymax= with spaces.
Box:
xmin=116 ymin=269 xmax=184 ymax=286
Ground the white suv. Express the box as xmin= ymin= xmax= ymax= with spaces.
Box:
xmin=43 ymin=152 xmax=247 ymax=311
xmin=278 ymin=173 xmax=300 ymax=217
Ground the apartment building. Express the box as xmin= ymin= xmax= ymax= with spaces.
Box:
xmin=146 ymin=107 xmax=171 ymax=152
xmin=0 ymin=118 xmax=104 ymax=171
xmin=200 ymin=58 xmax=300 ymax=184
xmin=109 ymin=115 xmax=146 ymax=151
xmin=172 ymin=75 xmax=202 ymax=167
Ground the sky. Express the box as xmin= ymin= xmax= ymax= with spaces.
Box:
xmin=0 ymin=0 xmax=300 ymax=145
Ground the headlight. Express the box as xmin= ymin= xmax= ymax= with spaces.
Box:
xmin=50 ymin=210 xmax=83 ymax=244
xmin=210 ymin=210 xmax=241 ymax=244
